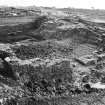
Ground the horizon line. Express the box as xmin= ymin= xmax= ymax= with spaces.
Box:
xmin=0 ymin=5 xmax=105 ymax=11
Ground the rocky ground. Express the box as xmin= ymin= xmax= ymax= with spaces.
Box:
xmin=0 ymin=7 xmax=105 ymax=105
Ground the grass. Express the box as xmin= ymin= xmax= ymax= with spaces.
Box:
xmin=0 ymin=16 xmax=36 ymax=26
xmin=61 ymin=8 xmax=105 ymax=20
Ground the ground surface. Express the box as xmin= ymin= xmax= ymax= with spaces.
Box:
xmin=0 ymin=6 xmax=105 ymax=105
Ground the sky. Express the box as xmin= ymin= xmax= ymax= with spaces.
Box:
xmin=0 ymin=0 xmax=105 ymax=9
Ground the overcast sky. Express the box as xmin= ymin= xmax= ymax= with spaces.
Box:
xmin=0 ymin=0 xmax=105 ymax=9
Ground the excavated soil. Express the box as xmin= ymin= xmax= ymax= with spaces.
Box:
xmin=0 ymin=7 xmax=105 ymax=105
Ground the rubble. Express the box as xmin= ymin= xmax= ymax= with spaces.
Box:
xmin=75 ymin=55 xmax=97 ymax=66
xmin=1 ymin=6 xmax=105 ymax=105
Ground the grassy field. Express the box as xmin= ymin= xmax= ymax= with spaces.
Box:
xmin=0 ymin=16 xmax=36 ymax=26
xmin=61 ymin=8 xmax=105 ymax=23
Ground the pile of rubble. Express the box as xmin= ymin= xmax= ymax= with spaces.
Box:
xmin=71 ymin=48 xmax=105 ymax=95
